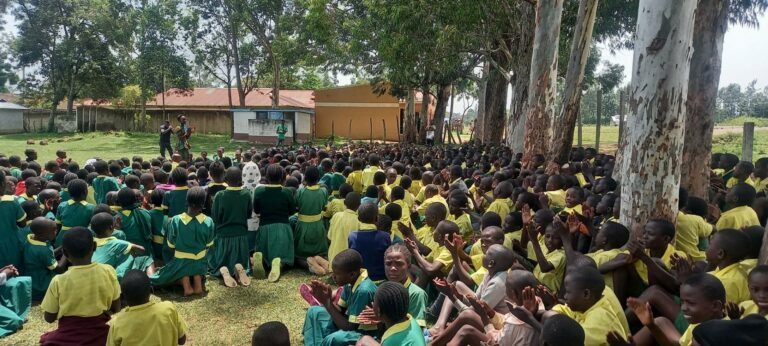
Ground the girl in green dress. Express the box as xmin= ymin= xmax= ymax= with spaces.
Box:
xmin=116 ymin=188 xmax=154 ymax=259
xmin=295 ymin=167 xmax=329 ymax=269
xmin=209 ymin=167 xmax=252 ymax=287
xmin=90 ymin=212 xmax=154 ymax=281
xmin=147 ymin=189 xmax=169 ymax=265
xmin=0 ymin=170 xmax=26 ymax=269
xmin=253 ymin=164 xmax=296 ymax=283
xmin=53 ymin=179 xmax=94 ymax=248
xmin=150 ymin=187 xmax=214 ymax=296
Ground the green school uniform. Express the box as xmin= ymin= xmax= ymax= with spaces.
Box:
xmin=162 ymin=186 xmax=189 ymax=217
xmin=381 ymin=316 xmax=426 ymax=346
xmin=302 ymin=270 xmax=378 ymax=346
xmin=209 ymin=187 xmax=252 ymax=277
xmin=148 ymin=208 xmax=169 ymax=261
xmin=93 ymin=236 xmax=153 ymax=281
xmin=54 ymin=200 xmax=95 ymax=248
xmin=320 ymin=173 xmax=346 ymax=197
xmin=295 ymin=185 xmax=329 ymax=258
xmin=118 ymin=206 xmax=154 ymax=258
xmin=22 ymin=234 xmax=56 ymax=301
xmin=0 ymin=196 xmax=25 ymax=268
xmin=404 ymin=279 xmax=428 ymax=327
xmin=9 ymin=168 xmax=21 ymax=179
xmin=59 ymin=189 xmax=70 ymax=203
xmin=150 ymin=213 xmax=214 ymax=286
xmin=253 ymin=185 xmax=296 ymax=266
xmin=92 ymin=176 xmax=120 ymax=204
xmin=0 ymin=276 xmax=32 ymax=337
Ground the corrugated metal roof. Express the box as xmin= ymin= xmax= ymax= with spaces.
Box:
xmin=0 ymin=100 xmax=28 ymax=110
xmin=146 ymin=88 xmax=314 ymax=109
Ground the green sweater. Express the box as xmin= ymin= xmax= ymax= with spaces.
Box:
xmin=212 ymin=188 xmax=252 ymax=237
xmin=253 ymin=185 xmax=295 ymax=226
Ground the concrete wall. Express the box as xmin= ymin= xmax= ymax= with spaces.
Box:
xmin=233 ymin=110 xmax=312 ymax=144
xmin=0 ymin=109 xmax=24 ymax=134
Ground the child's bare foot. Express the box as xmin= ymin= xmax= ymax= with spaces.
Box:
xmin=193 ymin=275 xmax=204 ymax=294
xmin=181 ymin=277 xmax=193 ymax=296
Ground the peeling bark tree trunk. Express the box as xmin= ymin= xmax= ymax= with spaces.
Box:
xmin=419 ymin=85 xmax=430 ymax=144
xmin=522 ymin=0 xmax=564 ymax=166
xmin=507 ymin=3 xmax=536 ymax=153
xmin=475 ymin=62 xmax=489 ymax=142
xmin=681 ymin=0 xmax=729 ymax=198
xmin=595 ymin=87 xmax=602 ymax=152
xmin=618 ymin=0 xmax=697 ymax=236
xmin=550 ymin=0 xmax=599 ymax=163
xmin=404 ymin=90 xmax=418 ymax=143
xmin=483 ymin=66 xmax=509 ymax=144
xmin=433 ymin=84 xmax=451 ymax=144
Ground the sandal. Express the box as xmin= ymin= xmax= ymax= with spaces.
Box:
xmin=235 ymin=263 xmax=250 ymax=287
xmin=219 ymin=267 xmax=238 ymax=288
xmin=299 ymin=283 xmax=320 ymax=306
xmin=268 ymin=258 xmax=281 ymax=283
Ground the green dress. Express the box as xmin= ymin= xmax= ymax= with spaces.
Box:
xmin=302 ymin=270 xmax=378 ymax=346
xmin=54 ymin=200 xmax=95 ymax=248
xmin=92 ymin=237 xmax=153 ymax=281
xmin=162 ymin=187 xmax=189 ymax=217
xmin=148 ymin=208 xmax=169 ymax=262
xmin=253 ymin=185 xmax=296 ymax=266
xmin=22 ymin=235 xmax=56 ymax=301
xmin=209 ymin=187 xmax=252 ymax=277
xmin=118 ymin=207 xmax=154 ymax=259
xmin=294 ymin=185 xmax=329 ymax=258
xmin=0 ymin=276 xmax=31 ymax=337
xmin=0 ymin=196 xmax=25 ymax=269
xmin=150 ymin=213 xmax=214 ymax=286
xmin=92 ymin=176 xmax=120 ymax=204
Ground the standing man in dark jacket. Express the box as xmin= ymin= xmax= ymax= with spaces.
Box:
xmin=159 ymin=120 xmax=174 ymax=158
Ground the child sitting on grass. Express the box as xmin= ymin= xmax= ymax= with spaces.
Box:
xmin=716 ymin=183 xmax=760 ymax=230
xmin=39 ymin=227 xmax=121 ymax=346
xmin=150 ymin=187 xmax=214 ymax=296
xmin=106 ymin=270 xmax=188 ymax=346
xmin=356 ymin=282 xmax=426 ymax=346
xmin=348 ymin=203 xmax=391 ymax=282
xmin=302 ymin=249 xmax=377 ymax=346
xmin=53 ymin=179 xmax=93 ymax=248
xmin=162 ymin=168 xmax=190 ymax=218
xmin=90 ymin=212 xmax=154 ymax=281
xmin=24 ymin=217 xmax=67 ymax=301
xmin=327 ymin=192 xmax=361 ymax=267
xmin=252 ymin=321 xmax=290 ymax=346
xmin=209 ymin=167 xmax=252 ymax=287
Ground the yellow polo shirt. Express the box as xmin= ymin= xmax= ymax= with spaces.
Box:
xmin=107 ymin=301 xmax=188 ymax=346
xmin=415 ymin=225 xmax=440 ymax=253
xmin=726 ymin=176 xmax=755 ymax=189
xmin=587 ymin=248 xmax=628 ymax=289
xmin=754 ymin=176 xmax=768 ymax=194
xmin=679 ymin=323 xmax=698 ymax=346
xmin=41 ymin=262 xmax=120 ymax=320
xmin=426 ymin=246 xmax=454 ymax=274
xmin=361 ymin=166 xmax=382 ymax=188
xmin=562 ymin=204 xmax=583 ymax=215
xmin=486 ymin=198 xmax=510 ymax=221
xmin=503 ymin=230 xmax=523 ymax=251
xmin=552 ymin=292 xmax=630 ymax=346
xmin=327 ymin=209 xmax=360 ymax=263
xmin=323 ymin=198 xmax=346 ymax=219
xmin=544 ymin=189 xmax=566 ymax=209
xmin=533 ymin=249 xmax=565 ymax=292
xmin=409 ymin=181 xmax=423 ymax=201
xmin=716 ymin=205 xmax=760 ymax=230
xmin=634 ymin=244 xmax=683 ymax=285
xmin=448 ymin=212 xmax=474 ymax=242
xmin=574 ymin=173 xmax=588 ymax=187
xmin=417 ymin=195 xmax=448 ymax=217
xmin=740 ymin=258 xmax=758 ymax=273
xmin=710 ymin=263 xmax=750 ymax=304
xmin=738 ymin=300 xmax=766 ymax=318
xmin=675 ymin=211 xmax=712 ymax=261
xmin=346 ymin=170 xmax=364 ymax=194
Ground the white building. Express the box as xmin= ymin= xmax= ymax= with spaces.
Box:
xmin=0 ymin=99 xmax=27 ymax=134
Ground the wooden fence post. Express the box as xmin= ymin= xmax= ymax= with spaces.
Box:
xmin=348 ymin=119 xmax=352 ymax=139
xmin=743 ymin=122 xmax=755 ymax=162
xmin=369 ymin=118 xmax=373 ymax=144
xmin=382 ymin=119 xmax=387 ymax=142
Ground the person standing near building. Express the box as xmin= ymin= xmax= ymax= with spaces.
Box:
xmin=276 ymin=120 xmax=288 ymax=148
xmin=176 ymin=115 xmax=192 ymax=162
xmin=159 ymin=121 xmax=174 ymax=158
xmin=425 ymin=124 xmax=436 ymax=147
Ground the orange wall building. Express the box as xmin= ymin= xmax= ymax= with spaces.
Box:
xmin=314 ymin=84 xmax=435 ymax=142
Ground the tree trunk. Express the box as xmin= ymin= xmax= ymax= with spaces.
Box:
xmin=522 ymin=0 xmax=564 ymax=166
xmin=506 ymin=3 xmax=536 ymax=152
xmin=448 ymin=84 xmax=456 ymax=144
xmin=595 ymin=87 xmax=602 ymax=152
xmin=618 ymin=0 xmax=697 ymax=236
xmin=577 ymin=113 xmax=583 ymax=146
xmin=680 ymin=0 xmax=729 ymax=198
xmin=618 ymin=88 xmax=625 ymax=143
xmin=475 ymin=62 xmax=489 ymax=142
xmin=404 ymin=90 xmax=418 ymax=143
xmin=483 ymin=66 xmax=509 ymax=144
xmin=231 ymin=29 xmax=246 ymax=107
xmin=433 ymin=84 xmax=451 ymax=144
xmin=419 ymin=85 xmax=430 ymax=144
xmin=550 ymin=0 xmax=599 ymax=163
xmin=272 ymin=58 xmax=280 ymax=109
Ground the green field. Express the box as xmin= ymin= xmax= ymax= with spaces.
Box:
xmin=1 ymin=125 xmax=768 ymax=345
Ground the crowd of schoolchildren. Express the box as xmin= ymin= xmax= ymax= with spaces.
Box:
xmin=0 ymin=144 xmax=766 ymax=346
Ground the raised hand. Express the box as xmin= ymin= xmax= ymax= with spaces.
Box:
xmin=539 ymin=193 xmax=550 ymax=209
xmin=433 ymin=278 xmax=456 ymax=300
xmin=626 ymin=239 xmax=645 ymax=259
xmin=357 ymin=306 xmax=381 ymax=326
xmin=452 ymin=234 xmax=466 ymax=252
xmin=535 ymin=285 xmax=558 ymax=310
xmin=309 ymin=280 xmax=332 ymax=305
xmin=521 ymin=286 xmax=539 ymax=314
xmin=443 ymin=234 xmax=457 ymax=254
xmin=566 ymin=213 xmax=581 ymax=234
xmin=725 ymin=302 xmax=744 ymax=320
xmin=521 ymin=204 xmax=532 ymax=225
xmin=398 ymin=221 xmax=414 ymax=238
xmin=670 ymin=253 xmax=696 ymax=283
xmin=404 ymin=238 xmax=418 ymax=254
xmin=627 ymin=297 xmax=653 ymax=326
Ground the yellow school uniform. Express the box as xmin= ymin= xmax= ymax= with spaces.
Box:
xmin=526 ymin=233 xmax=549 ymax=259
xmin=533 ymin=249 xmax=565 ymax=293
xmin=470 ymin=264 xmax=488 ymax=286
xmin=485 ymin=198 xmax=510 ymax=221
xmin=415 ymin=225 xmax=439 ymax=253
xmin=712 ymin=168 xmax=726 ymax=176
xmin=562 ymin=204 xmax=583 ymax=215
xmin=675 ymin=211 xmax=713 ymax=261
xmin=408 ymin=180 xmax=422 ymax=200
xmin=86 ymin=186 xmax=97 ymax=205
xmin=361 ymin=166 xmax=382 ymax=188
xmin=426 ymin=245 xmax=454 ymax=274
xmin=106 ymin=301 xmax=188 ymax=346
xmin=726 ymin=176 xmax=755 ymax=189
xmin=544 ymin=189 xmax=566 ymax=209
xmin=40 ymin=262 xmax=120 ymax=320
xmin=738 ymin=300 xmax=766 ymax=318
xmin=679 ymin=323 xmax=698 ymax=346
xmin=574 ymin=173 xmax=588 ymax=187
xmin=587 ymin=248 xmax=628 ymax=289
xmin=417 ymin=195 xmax=448 ymax=217
xmin=552 ymin=293 xmax=630 ymax=346
xmin=754 ymin=175 xmax=768 ymax=194
xmin=380 ymin=200 xmax=411 ymax=239
xmin=416 ymin=186 xmax=427 ymax=203
xmin=710 ymin=263 xmax=750 ymax=304
xmin=327 ymin=209 xmax=361 ymax=264
xmin=403 ymin=191 xmax=416 ymax=210
xmin=470 ymin=239 xmax=483 ymax=257
xmin=503 ymin=230 xmax=522 ymax=251
xmin=634 ymin=244 xmax=684 ymax=285
xmin=716 ymin=205 xmax=760 ymax=230
xmin=323 ymin=198 xmax=346 ymax=219
xmin=448 ymin=213 xmax=473 ymax=242
xmin=740 ymin=258 xmax=758 ymax=273
xmin=346 ymin=170 xmax=364 ymax=194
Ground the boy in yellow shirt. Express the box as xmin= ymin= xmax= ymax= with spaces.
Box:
xmin=675 ymin=195 xmax=713 ymax=261
xmin=346 ymin=159 xmax=365 ymax=194
xmin=402 ymin=218 xmax=458 ymax=281
xmin=587 ymin=221 xmax=629 ymax=290
xmin=730 ymin=265 xmax=768 ymax=318
xmin=323 ymin=184 xmax=353 ymax=219
xmin=542 ymin=175 xmax=566 ymax=210
xmin=717 ymin=183 xmax=760 ymax=230
xmin=327 ymin=193 xmax=361 ymax=265
xmin=40 ymin=227 xmax=121 ymax=345
xmin=107 ymin=270 xmax=187 ymax=346
xmin=725 ymin=161 xmax=755 ymax=189
xmin=416 ymin=184 xmax=447 ymax=217
xmin=529 ymin=223 xmax=565 ymax=293
xmin=753 ymin=157 xmax=768 ymax=195
xmin=706 ymin=229 xmax=751 ymax=304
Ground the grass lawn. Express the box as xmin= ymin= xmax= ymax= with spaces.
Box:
xmin=1 ymin=124 xmax=768 ymax=345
